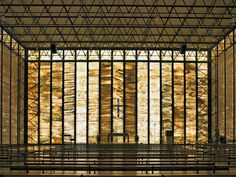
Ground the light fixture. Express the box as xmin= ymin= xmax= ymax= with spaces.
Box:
xmin=180 ymin=44 xmax=187 ymax=54
xmin=51 ymin=43 xmax=57 ymax=54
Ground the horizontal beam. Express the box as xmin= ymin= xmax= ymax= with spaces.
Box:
xmin=3 ymin=25 xmax=232 ymax=28
xmin=20 ymin=40 xmax=216 ymax=44
xmin=1 ymin=3 xmax=235 ymax=8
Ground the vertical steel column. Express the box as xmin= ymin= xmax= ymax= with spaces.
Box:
xmin=216 ymin=45 xmax=219 ymax=135
xmin=196 ymin=51 xmax=199 ymax=143
xmin=38 ymin=50 xmax=40 ymax=144
xmin=135 ymin=50 xmax=138 ymax=140
xmin=184 ymin=52 xmax=186 ymax=144
xmin=9 ymin=37 xmax=12 ymax=144
xmin=147 ymin=50 xmax=150 ymax=144
xmin=171 ymin=51 xmax=174 ymax=144
xmin=123 ymin=50 xmax=126 ymax=142
xmin=62 ymin=50 xmax=65 ymax=144
xmin=24 ymin=49 xmax=28 ymax=144
xmin=74 ymin=50 xmax=77 ymax=144
xmin=86 ymin=50 xmax=89 ymax=143
xmin=208 ymin=50 xmax=212 ymax=143
xmin=160 ymin=50 xmax=163 ymax=144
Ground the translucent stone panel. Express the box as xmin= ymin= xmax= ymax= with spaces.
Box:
xmin=162 ymin=63 xmax=172 ymax=143
xmin=64 ymin=62 xmax=75 ymax=143
xmin=150 ymin=63 xmax=160 ymax=144
xmin=88 ymin=62 xmax=99 ymax=143
xmin=76 ymin=62 xmax=87 ymax=143
xmin=186 ymin=63 xmax=196 ymax=144
xmin=2 ymin=46 xmax=10 ymax=144
xmin=138 ymin=62 xmax=148 ymax=144
xmin=11 ymin=52 xmax=18 ymax=144
xmin=52 ymin=62 xmax=62 ymax=144
xmin=174 ymin=63 xmax=184 ymax=144
xmin=125 ymin=62 xmax=136 ymax=143
xmin=198 ymin=63 xmax=208 ymax=143
xmin=40 ymin=63 xmax=50 ymax=144
xmin=113 ymin=62 xmax=124 ymax=143
xmin=28 ymin=62 xmax=38 ymax=144
xmin=100 ymin=62 xmax=111 ymax=143
xmin=218 ymin=52 xmax=225 ymax=137
xmin=226 ymin=46 xmax=234 ymax=141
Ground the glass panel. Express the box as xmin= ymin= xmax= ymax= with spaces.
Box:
xmin=100 ymin=62 xmax=111 ymax=143
xmin=101 ymin=50 xmax=111 ymax=60
xmin=52 ymin=62 xmax=62 ymax=144
xmin=89 ymin=50 xmax=99 ymax=60
xmin=88 ymin=62 xmax=99 ymax=143
xmin=125 ymin=62 xmax=136 ymax=143
xmin=138 ymin=62 xmax=148 ymax=144
xmin=76 ymin=62 xmax=87 ymax=143
xmin=198 ymin=63 xmax=208 ymax=143
xmin=113 ymin=50 xmax=123 ymax=60
xmin=186 ymin=51 xmax=196 ymax=61
xmin=149 ymin=50 xmax=160 ymax=61
xmin=174 ymin=63 xmax=184 ymax=144
xmin=150 ymin=63 xmax=160 ymax=144
xmin=125 ymin=50 xmax=136 ymax=60
xmin=28 ymin=62 xmax=38 ymax=144
xmin=64 ymin=50 xmax=75 ymax=60
xmin=173 ymin=51 xmax=184 ymax=61
xmin=137 ymin=50 xmax=148 ymax=60
xmin=162 ymin=63 xmax=172 ymax=143
xmin=64 ymin=62 xmax=75 ymax=143
xmin=77 ymin=50 xmax=87 ymax=60
xmin=113 ymin=62 xmax=124 ymax=143
xmin=40 ymin=50 xmax=51 ymax=60
xmin=28 ymin=50 xmax=39 ymax=60
xmin=186 ymin=63 xmax=196 ymax=144
xmin=52 ymin=50 xmax=63 ymax=60
xmin=161 ymin=50 xmax=172 ymax=61
xmin=40 ymin=63 xmax=50 ymax=144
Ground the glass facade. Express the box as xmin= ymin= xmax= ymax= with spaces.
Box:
xmin=27 ymin=49 xmax=209 ymax=144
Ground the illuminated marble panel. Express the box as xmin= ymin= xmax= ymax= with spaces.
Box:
xmin=52 ymin=62 xmax=62 ymax=144
xmin=113 ymin=50 xmax=123 ymax=60
xmin=226 ymin=46 xmax=234 ymax=141
xmin=186 ymin=63 xmax=196 ymax=144
xmin=198 ymin=63 xmax=208 ymax=143
xmin=101 ymin=50 xmax=111 ymax=60
xmin=162 ymin=63 xmax=172 ymax=143
xmin=28 ymin=62 xmax=38 ymax=144
xmin=150 ymin=63 xmax=160 ymax=144
xmin=40 ymin=63 xmax=50 ymax=144
xmin=218 ymin=51 xmax=225 ymax=137
xmin=174 ymin=63 xmax=184 ymax=144
xmin=64 ymin=62 xmax=75 ymax=143
xmin=113 ymin=62 xmax=124 ymax=143
xmin=76 ymin=62 xmax=87 ymax=143
xmin=100 ymin=62 xmax=111 ymax=143
xmin=125 ymin=62 xmax=136 ymax=143
xmin=88 ymin=62 xmax=99 ymax=143
xmin=2 ymin=46 xmax=10 ymax=144
xmin=138 ymin=62 xmax=148 ymax=144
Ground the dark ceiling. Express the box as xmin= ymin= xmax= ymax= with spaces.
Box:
xmin=0 ymin=0 xmax=235 ymax=49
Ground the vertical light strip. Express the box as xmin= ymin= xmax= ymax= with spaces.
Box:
xmin=76 ymin=62 xmax=87 ymax=143
xmin=88 ymin=62 xmax=99 ymax=143
xmin=150 ymin=62 xmax=160 ymax=144
xmin=137 ymin=62 xmax=148 ymax=144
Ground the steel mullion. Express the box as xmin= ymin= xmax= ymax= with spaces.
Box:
xmin=196 ymin=51 xmax=198 ymax=143
xmin=86 ymin=50 xmax=89 ymax=143
xmin=171 ymin=51 xmax=174 ymax=144
xmin=49 ymin=50 xmax=52 ymax=144
xmin=24 ymin=49 xmax=28 ymax=144
xmin=135 ymin=50 xmax=138 ymax=142
xmin=147 ymin=50 xmax=150 ymax=144
xmin=208 ymin=50 xmax=212 ymax=143
xmin=123 ymin=50 xmax=126 ymax=143
xmin=74 ymin=50 xmax=77 ymax=144
xmin=111 ymin=50 xmax=113 ymax=142
xmin=184 ymin=52 xmax=186 ymax=144
xmin=160 ymin=50 xmax=163 ymax=144
xmin=9 ymin=36 xmax=12 ymax=144
xmin=62 ymin=50 xmax=65 ymax=144
xmin=0 ymin=27 xmax=3 ymax=144
xmin=224 ymin=38 xmax=227 ymax=138
xmin=233 ymin=29 xmax=236 ymax=143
